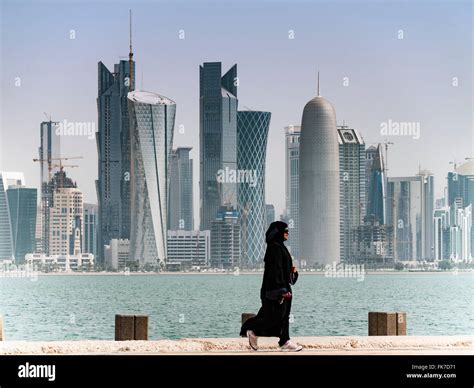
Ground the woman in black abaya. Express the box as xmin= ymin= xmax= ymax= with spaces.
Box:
xmin=240 ymin=221 xmax=303 ymax=351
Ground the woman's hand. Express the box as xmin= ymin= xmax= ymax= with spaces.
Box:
xmin=291 ymin=266 xmax=297 ymax=273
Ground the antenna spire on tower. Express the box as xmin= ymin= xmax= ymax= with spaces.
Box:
xmin=317 ymin=70 xmax=320 ymax=96
xmin=129 ymin=9 xmax=134 ymax=91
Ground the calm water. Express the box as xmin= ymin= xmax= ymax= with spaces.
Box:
xmin=0 ymin=273 xmax=472 ymax=341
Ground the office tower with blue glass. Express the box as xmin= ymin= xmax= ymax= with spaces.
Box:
xmin=237 ymin=110 xmax=271 ymax=267
xmin=199 ymin=62 xmax=238 ymax=231
xmin=365 ymin=144 xmax=386 ymax=224
xmin=83 ymin=203 xmax=98 ymax=258
xmin=0 ymin=176 xmax=12 ymax=260
xmin=0 ymin=172 xmax=25 ymax=260
xmin=387 ymin=171 xmax=434 ymax=261
xmin=128 ymin=90 xmax=176 ymax=267
xmin=6 ymin=186 xmax=37 ymax=263
xmin=284 ymin=125 xmax=301 ymax=260
xmin=338 ymin=126 xmax=366 ymax=262
xmin=168 ymin=147 xmax=194 ymax=231
xmin=96 ymin=57 xmax=135 ymax=263
xmin=299 ymin=79 xmax=340 ymax=266
xmin=210 ymin=205 xmax=240 ymax=269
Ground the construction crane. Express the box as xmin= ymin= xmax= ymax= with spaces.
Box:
xmin=449 ymin=160 xmax=460 ymax=170
xmin=32 ymin=156 xmax=83 ymax=185
xmin=43 ymin=112 xmax=59 ymax=124
xmin=51 ymin=163 xmax=79 ymax=189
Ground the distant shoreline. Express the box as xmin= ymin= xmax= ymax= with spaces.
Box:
xmin=31 ymin=270 xmax=473 ymax=276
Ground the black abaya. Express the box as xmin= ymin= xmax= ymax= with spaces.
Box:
xmin=240 ymin=233 xmax=298 ymax=347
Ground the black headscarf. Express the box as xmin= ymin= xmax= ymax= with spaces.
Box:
xmin=265 ymin=221 xmax=288 ymax=244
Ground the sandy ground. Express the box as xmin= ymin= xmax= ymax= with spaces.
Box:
xmin=0 ymin=336 xmax=472 ymax=355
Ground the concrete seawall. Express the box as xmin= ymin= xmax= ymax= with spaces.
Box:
xmin=0 ymin=336 xmax=472 ymax=355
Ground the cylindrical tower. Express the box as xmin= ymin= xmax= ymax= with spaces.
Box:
xmin=299 ymin=90 xmax=340 ymax=266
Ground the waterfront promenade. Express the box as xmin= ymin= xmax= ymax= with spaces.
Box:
xmin=0 ymin=336 xmax=471 ymax=355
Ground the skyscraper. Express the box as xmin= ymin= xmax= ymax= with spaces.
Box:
xmin=0 ymin=176 xmax=12 ymax=261
xmin=237 ymin=110 xmax=271 ymax=267
xmin=365 ymin=144 xmax=386 ymax=224
xmin=48 ymin=169 xmax=83 ymax=256
xmin=168 ymin=147 xmax=194 ymax=231
xmin=387 ymin=171 xmax=434 ymax=261
xmin=39 ymin=120 xmax=61 ymax=186
xmin=39 ymin=120 xmax=61 ymax=257
xmin=299 ymin=78 xmax=340 ymax=266
xmin=35 ymin=205 xmax=43 ymax=253
xmin=0 ymin=172 xmax=25 ymax=261
xmin=284 ymin=125 xmax=301 ymax=260
xmin=449 ymin=204 xmax=472 ymax=262
xmin=83 ymin=203 xmax=98 ymax=258
xmin=338 ymin=126 xmax=366 ymax=262
xmin=199 ymin=62 xmax=238 ymax=231
xmin=353 ymin=220 xmax=393 ymax=265
xmin=266 ymin=204 xmax=275 ymax=226
xmin=434 ymin=203 xmax=472 ymax=262
xmin=96 ymin=58 xmax=135 ymax=263
xmin=128 ymin=90 xmax=176 ymax=267
xmin=210 ymin=205 xmax=240 ymax=269
xmin=434 ymin=207 xmax=450 ymax=261
xmin=448 ymin=159 xmax=474 ymax=250
xmin=6 ymin=186 xmax=37 ymax=263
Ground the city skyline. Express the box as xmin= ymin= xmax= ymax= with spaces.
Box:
xmin=1 ymin=1 xmax=471 ymax=226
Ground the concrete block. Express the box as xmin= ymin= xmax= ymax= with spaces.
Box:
xmin=134 ymin=315 xmax=149 ymax=340
xmin=115 ymin=314 xmax=135 ymax=341
xmin=369 ymin=312 xmax=404 ymax=336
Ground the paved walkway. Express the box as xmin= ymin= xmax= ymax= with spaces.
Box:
xmin=0 ymin=336 xmax=472 ymax=355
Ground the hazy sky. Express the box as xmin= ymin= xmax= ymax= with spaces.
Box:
xmin=1 ymin=0 xmax=472 ymax=225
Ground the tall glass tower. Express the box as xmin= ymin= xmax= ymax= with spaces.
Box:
xmin=0 ymin=175 xmax=13 ymax=260
xmin=0 ymin=172 xmax=25 ymax=260
xmin=338 ymin=126 xmax=365 ymax=262
xmin=237 ymin=110 xmax=271 ymax=267
xmin=365 ymin=144 xmax=386 ymax=224
xmin=6 ymin=186 xmax=37 ymax=263
xmin=199 ymin=62 xmax=238 ymax=231
xmin=387 ymin=171 xmax=434 ymax=261
xmin=96 ymin=59 xmax=134 ymax=263
xmin=448 ymin=160 xmax=474 ymax=250
xmin=83 ymin=203 xmax=98 ymax=258
xmin=168 ymin=147 xmax=194 ymax=231
xmin=128 ymin=91 xmax=176 ymax=267
xmin=285 ymin=125 xmax=301 ymax=260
